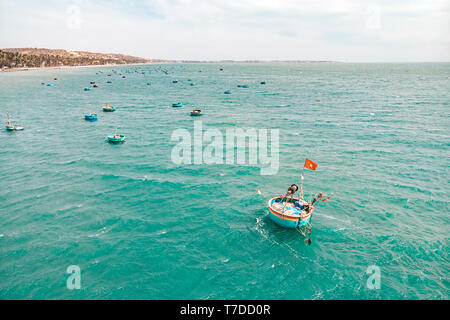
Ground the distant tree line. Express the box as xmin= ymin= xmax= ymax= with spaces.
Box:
xmin=0 ymin=50 xmax=147 ymax=69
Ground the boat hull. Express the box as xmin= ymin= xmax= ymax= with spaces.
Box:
xmin=107 ymin=135 xmax=125 ymax=143
xmin=84 ymin=115 xmax=97 ymax=121
xmin=267 ymin=196 xmax=311 ymax=229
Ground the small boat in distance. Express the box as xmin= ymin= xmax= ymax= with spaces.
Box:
xmin=172 ymin=102 xmax=183 ymax=108
xmin=84 ymin=88 xmax=91 ymax=91
xmin=260 ymin=81 xmax=266 ymax=84
xmin=103 ymin=102 xmax=116 ymax=112
xmin=237 ymin=85 xmax=248 ymax=88
xmin=172 ymin=80 xmax=178 ymax=83
xmin=224 ymin=90 xmax=231 ymax=94
xmin=5 ymin=113 xmax=24 ymax=131
xmin=107 ymin=80 xmax=112 ymax=84
xmin=93 ymin=84 xmax=99 ymax=88
xmin=107 ymin=128 xmax=126 ymax=144
xmin=84 ymin=113 xmax=98 ymax=121
xmin=190 ymin=109 xmax=202 ymax=116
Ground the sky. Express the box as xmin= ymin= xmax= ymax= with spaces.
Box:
xmin=0 ymin=0 xmax=449 ymax=62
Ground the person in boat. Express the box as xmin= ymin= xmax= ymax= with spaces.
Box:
xmin=303 ymin=203 xmax=310 ymax=213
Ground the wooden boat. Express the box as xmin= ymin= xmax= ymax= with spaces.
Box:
xmin=172 ymin=102 xmax=183 ymax=108
xmin=268 ymin=196 xmax=312 ymax=229
xmin=190 ymin=109 xmax=202 ymax=116
xmin=84 ymin=113 xmax=98 ymax=121
xmin=93 ymin=84 xmax=99 ymax=88
xmin=107 ymin=129 xmax=125 ymax=144
xmin=267 ymin=159 xmax=329 ymax=244
xmin=5 ymin=113 xmax=24 ymax=131
xmin=103 ymin=102 xmax=116 ymax=112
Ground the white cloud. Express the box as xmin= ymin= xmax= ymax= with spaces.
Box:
xmin=0 ymin=0 xmax=448 ymax=61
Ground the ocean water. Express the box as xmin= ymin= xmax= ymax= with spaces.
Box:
xmin=0 ymin=62 xmax=448 ymax=300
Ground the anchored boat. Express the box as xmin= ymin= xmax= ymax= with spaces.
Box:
xmin=103 ymin=102 xmax=116 ymax=112
xmin=267 ymin=158 xmax=331 ymax=244
xmin=190 ymin=109 xmax=202 ymax=116
xmin=107 ymin=129 xmax=126 ymax=144
xmin=84 ymin=113 xmax=98 ymax=121
xmin=172 ymin=102 xmax=183 ymax=108
xmin=5 ymin=113 xmax=24 ymax=131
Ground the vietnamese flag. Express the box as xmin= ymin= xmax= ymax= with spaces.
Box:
xmin=304 ymin=158 xmax=318 ymax=171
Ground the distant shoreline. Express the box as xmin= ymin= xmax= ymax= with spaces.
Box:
xmin=0 ymin=62 xmax=161 ymax=73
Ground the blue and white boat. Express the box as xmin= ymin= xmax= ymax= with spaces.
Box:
xmin=107 ymin=128 xmax=126 ymax=144
xmin=84 ymin=113 xmax=98 ymax=121
xmin=190 ymin=109 xmax=202 ymax=116
xmin=103 ymin=102 xmax=116 ymax=112
xmin=267 ymin=159 xmax=328 ymax=244
xmin=5 ymin=113 xmax=24 ymax=131
xmin=172 ymin=102 xmax=183 ymax=108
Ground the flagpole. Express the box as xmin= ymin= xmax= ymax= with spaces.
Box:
xmin=300 ymin=167 xmax=305 ymax=200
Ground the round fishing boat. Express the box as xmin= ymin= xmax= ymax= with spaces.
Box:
xmin=103 ymin=102 xmax=116 ymax=112
xmin=107 ymin=134 xmax=126 ymax=144
xmin=5 ymin=113 xmax=24 ymax=131
xmin=5 ymin=124 xmax=24 ymax=131
xmin=84 ymin=113 xmax=98 ymax=121
xmin=190 ymin=109 xmax=202 ymax=116
xmin=267 ymin=196 xmax=312 ymax=228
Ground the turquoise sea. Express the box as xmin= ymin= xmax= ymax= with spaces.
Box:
xmin=0 ymin=63 xmax=448 ymax=299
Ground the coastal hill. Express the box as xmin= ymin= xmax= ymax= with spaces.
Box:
xmin=0 ymin=48 xmax=168 ymax=69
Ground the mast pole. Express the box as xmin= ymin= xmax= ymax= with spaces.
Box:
xmin=300 ymin=167 xmax=305 ymax=200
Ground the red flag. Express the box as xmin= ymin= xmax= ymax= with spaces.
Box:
xmin=304 ymin=158 xmax=318 ymax=171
